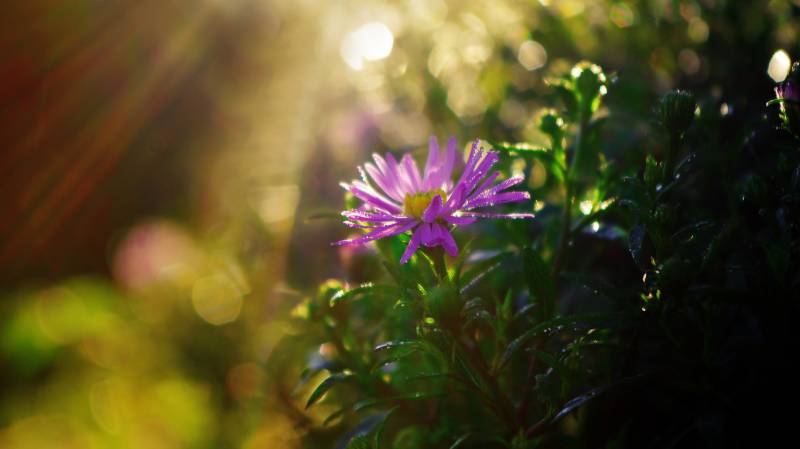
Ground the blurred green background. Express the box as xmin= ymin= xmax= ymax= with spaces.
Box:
xmin=1 ymin=0 xmax=797 ymax=447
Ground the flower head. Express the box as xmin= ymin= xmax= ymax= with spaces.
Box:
xmin=775 ymin=81 xmax=799 ymax=102
xmin=775 ymin=62 xmax=800 ymax=102
xmin=656 ymin=90 xmax=696 ymax=136
xmin=773 ymin=62 xmax=800 ymax=136
xmin=333 ymin=137 xmax=534 ymax=264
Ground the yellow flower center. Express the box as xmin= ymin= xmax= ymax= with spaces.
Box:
xmin=403 ymin=189 xmax=446 ymax=220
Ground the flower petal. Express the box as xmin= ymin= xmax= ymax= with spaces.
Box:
xmin=457 ymin=139 xmax=482 ymax=186
xmin=421 ymin=194 xmax=444 ymax=223
xmin=365 ymin=162 xmax=403 ymax=202
xmin=441 ymin=136 xmax=457 ymax=188
xmin=343 ymin=220 xmax=374 ymax=228
xmin=467 ymin=170 xmax=501 ymax=199
xmin=443 ymin=214 xmax=477 ymax=225
xmin=464 ymin=191 xmax=531 ymax=210
xmin=467 ymin=175 xmax=524 ymax=202
xmin=401 ymin=153 xmax=423 ymax=192
xmin=400 ymin=225 xmax=424 ymax=264
xmin=465 ymin=151 xmax=499 ymax=190
xmin=461 ymin=211 xmax=536 ymax=219
xmin=333 ymin=220 xmax=417 ymax=247
xmin=419 ymin=222 xmax=435 ymax=246
xmin=434 ymin=223 xmax=458 ymax=257
xmin=347 ymin=182 xmax=402 ymax=213
xmin=384 ymin=153 xmax=407 ymax=192
xmin=342 ymin=210 xmax=406 ymax=222
xmin=372 ymin=153 xmax=391 ymax=180
xmin=375 ymin=152 xmax=408 ymax=198
xmin=443 ymin=183 xmax=467 ymax=213
xmin=426 ymin=136 xmax=458 ymax=191
xmin=423 ymin=136 xmax=440 ymax=187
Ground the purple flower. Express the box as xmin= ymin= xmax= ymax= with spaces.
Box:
xmin=333 ymin=137 xmax=534 ymax=264
xmin=776 ymin=62 xmax=800 ymax=102
xmin=775 ymin=81 xmax=799 ymax=102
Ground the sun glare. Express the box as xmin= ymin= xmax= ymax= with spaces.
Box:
xmin=768 ymin=49 xmax=791 ymax=82
xmin=340 ymin=22 xmax=394 ymax=70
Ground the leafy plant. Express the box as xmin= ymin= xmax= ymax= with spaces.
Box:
xmin=275 ymin=59 xmax=800 ymax=449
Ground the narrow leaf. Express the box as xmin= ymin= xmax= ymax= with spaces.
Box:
xmin=459 ymin=251 xmax=512 ymax=295
xmin=499 ymin=314 xmax=616 ymax=370
xmin=373 ymin=407 xmax=399 ymax=449
xmin=330 ymin=283 xmax=397 ymax=307
xmin=306 ymin=372 xmax=355 ymax=409
xmin=346 ymin=435 xmax=372 ymax=449
xmin=628 ymin=224 xmax=647 ymax=269
xmin=522 ymin=247 xmax=555 ymax=319
xmin=449 ymin=434 xmax=472 ymax=449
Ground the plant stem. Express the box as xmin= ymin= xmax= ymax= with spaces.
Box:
xmin=427 ymin=247 xmax=449 ymax=281
xmin=663 ymin=131 xmax=680 ymax=181
xmin=516 ymin=355 xmax=537 ymax=424
xmin=552 ymin=112 xmax=588 ymax=276
xmin=454 ymin=335 xmax=519 ymax=432
xmin=552 ymin=183 xmax=574 ymax=276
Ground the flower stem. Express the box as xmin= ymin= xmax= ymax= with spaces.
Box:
xmin=427 ymin=247 xmax=449 ymax=281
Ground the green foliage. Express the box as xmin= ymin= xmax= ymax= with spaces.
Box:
xmin=277 ymin=51 xmax=800 ymax=448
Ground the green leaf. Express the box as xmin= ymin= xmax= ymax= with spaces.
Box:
xmin=766 ymin=97 xmax=800 ymax=107
xmin=532 ymin=350 xmax=566 ymax=378
xmin=571 ymin=200 xmax=617 ymax=233
xmin=550 ymin=375 xmax=643 ymax=423
xmin=670 ymin=220 xmax=714 ymax=245
xmin=353 ymin=391 xmax=445 ymax=412
xmin=452 ymin=239 xmax=475 ymax=284
xmin=500 ymin=289 xmax=513 ymax=321
xmin=655 ymin=177 xmax=683 ymax=201
xmin=449 ymin=434 xmax=472 ymax=449
xmin=323 ymin=406 xmax=348 ymax=426
xmin=403 ymin=372 xmax=451 ymax=382
xmin=561 ymin=272 xmax=619 ymax=300
xmin=329 ymin=283 xmax=397 ymax=307
xmin=499 ymin=314 xmax=616 ymax=370
xmin=416 ymin=250 xmax=440 ymax=284
xmin=459 ymin=251 xmax=512 ymax=295
xmin=644 ymin=154 xmax=661 ymax=191
xmin=511 ymin=303 xmax=537 ymax=323
xmin=371 ymin=344 xmax=423 ymax=374
xmin=306 ymin=372 xmax=355 ymax=409
xmin=382 ymin=261 xmax=409 ymax=290
xmin=492 ymin=142 xmax=551 ymax=156
xmin=573 ymin=116 xmax=607 ymax=179
xmin=617 ymin=198 xmax=644 ymax=218
xmin=381 ymin=253 xmax=423 ymax=296
xmin=628 ymin=224 xmax=647 ymax=269
xmin=346 ymin=435 xmax=372 ymax=449
xmin=373 ymin=407 xmax=399 ymax=449
xmin=462 ymin=297 xmax=486 ymax=314
xmin=492 ymin=142 xmax=566 ymax=176
xmin=527 ymin=374 xmax=645 ymax=437
xmin=463 ymin=309 xmax=493 ymax=331
xmin=375 ymin=339 xmax=446 ymax=369
xmin=522 ymin=247 xmax=555 ymax=319
xmin=673 ymin=152 xmax=696 ymax=176
xmin=551 ymin=81 xmax=579 ymax=120
xmin=374 ymin=339 xmax=416 ymax=351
